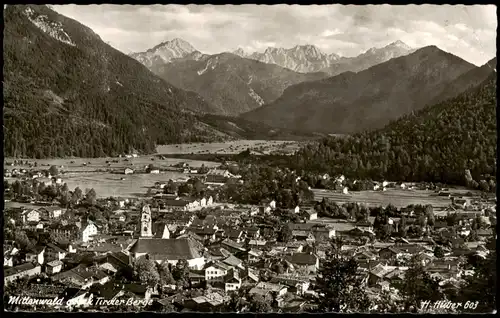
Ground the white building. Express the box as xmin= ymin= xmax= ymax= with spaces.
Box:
xmin=81 ymin=221 xmax=98 ymax=243
xmin=205 ymin=262 xmax=230 ymax=283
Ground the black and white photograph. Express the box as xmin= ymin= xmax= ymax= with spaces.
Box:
xmin=2 ymin=4 xmax=497 ymax=313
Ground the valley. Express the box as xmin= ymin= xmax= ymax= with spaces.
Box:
xmin=2 ymin=4 xmax=497 ymax=315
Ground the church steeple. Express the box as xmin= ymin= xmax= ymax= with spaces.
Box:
xmin=141 ymin=204 xmax=153 ymax=237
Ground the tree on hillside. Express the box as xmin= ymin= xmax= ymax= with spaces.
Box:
xmin=316 ymin=238 xmax=371 ymax=312
xmin=400 ymin=255 xmax=442 ymax=312
xmin=433 ymin=245 xmax=445 ymax=258
xmin=459 ymin=249 xmax=497 ymax=313
xmin=133 ymin=257 xmax=160 ymax=286
xmin=172 ymin=259 xmax=190 ymax=288
xmin=49 ymin=165 xmax=59 ymax=176
xmin=157 ymin=262 xmax=175 ymax=286
xmin=248 ymin=294 xmax=272 ymax=312
xmin=85 ymin=188 xmax=97 ymax=205
xmin=165 ymin=180 xmax=178 ymax=194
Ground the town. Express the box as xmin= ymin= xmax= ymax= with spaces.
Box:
xmin=3 ymin=156 xmax=497 ymax=313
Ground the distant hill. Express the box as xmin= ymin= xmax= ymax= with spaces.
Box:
xmin=429 ymin=57 xmax=497 ymax=105
xmin=241 ymin=46 xmax=477 ymax=134
xmin=151 ymin=52 xmax=328 ymax=115
xmin=233 ymin=40 xmax=415 ymax=75
xmin=196 ymin=114 xmax=323 ymax=141
xmin=289 ymin=73 xmax=497 ymax=186
xmin=3 ymin=5 xmax=235 ymax=158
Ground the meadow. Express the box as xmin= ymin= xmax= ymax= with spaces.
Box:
xmin=4 ymin=155 xmax=222 ymax=199
xmin=312 ymin=188 xmax=456 ymax=209
xmin=156 ymin=140 xmax=304 ymax=155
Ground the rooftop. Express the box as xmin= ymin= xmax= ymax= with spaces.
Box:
xmin=129 ymin=238 xmax=202 ymax=259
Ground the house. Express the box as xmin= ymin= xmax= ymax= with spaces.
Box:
xmin=129 ymin=238 xmax=205 ymax=270
xmin=249 ymin=282 xmax=288 ymax=298
xmin=269 ymin=200 xmax=277 ymax=209
xmin=46 ymin=260 xmax=64 ymax=275
xmin=4 ymin=246 xmax=19 ymax=267
xmin=163 ymin=199 xmax=193 ymax=211
xmin=97 ymin=251 xmax=132 ymax=274
xmin=225 ymin=268 xmax=242 ymax=292
xmin=477 ymin=228 xmax=493 ymax=238
xmin=150 ymin=169 xmax=160 ymax=174
xmin=245 ymin=226 xmax=261 ymax=239
xmin=221 ymin=255 xmax=244 ymax=269
xmin=52 ymin=265 xmax=110 ymax=289
xmin=4 ymin=263 xmax=42 ymax=285
xmin=379 ymin=246 xmax=403 ymax=260
xmin=188 ymin=227 xmax=217 ymax=241
xmin=452 ymin=198 xmax=469 ymax=209
xmin=206 ymin=247 xmax=232 ymax=262
xmin=270 ymin=276 xmax=310 ymax=295
xmin=124 ymin=168 xmax=134 ymax=175
xmin=241 ymin=268 xmax=260 ymax=286
xmin=354 ymin=250 xmax=378 ymax=262
xmin=300 ymin=209 xmax=318 ymax=221
xmin=355 ymin=220 xmax=373 ymax=231
xmin=45 ymin=243 xmax=68 ymax=262
xmin=220 ymin=239 xmax=246 ymax=254
xmin=205 ymin=262 xmax=230 ymax=283
xmin=26 ymin=246 xmax=46 ymax=265
xmin=199 ymin=196 xmax=214 ymax=207
xmin=367 ymin=264 xmax=393 ymax=286
xmin=312 ymin=225 xmax=336 ymax=241
xmin=285 ymin=252 xmax=320 ymax=274
xmin=80 ymin=220 xmax=99 ymax=243
xmin=189 ymin=271 xmax=206 ymax=286
xmin=21 ymin=209 xmax=40 ymax=223
xmin=249 ymin=239 xmax=268 ymax=249
xmin=37 ymin=206 xmax=65 ymax=219
xmin=183 ymin=292 xmax=228 ymax=312
xmin=224 ymin=228 xmax=245 ymax=243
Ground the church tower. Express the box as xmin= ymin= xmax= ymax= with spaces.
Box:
xmin=140 ymin=204 xmax=153 ymax=237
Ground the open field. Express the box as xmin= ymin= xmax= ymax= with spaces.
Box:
xmin=5 ymin=171 xmax=189 ymax=199
xmin=4 ymin=156 xmax=223 ymax=199
xmin=156 ymin=140 xmax=306 ymax=155
xmin=4 ymin=156 xmax=220 ymax=172
xmin=312 ymin=188 xmax=474 ymax=209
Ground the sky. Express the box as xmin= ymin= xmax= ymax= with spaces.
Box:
xmin=52 ymin=4 xmax=497 ymax=66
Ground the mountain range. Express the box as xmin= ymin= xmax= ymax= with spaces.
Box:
xmin=151 ymin=52 xmax=327 ymax=115
xmin=232 ymin=40 xmax=415 ymax=75
xmin=130 ymin=39 xmax=416 ymax=116
xmin=241 ymin=46 xmax=494 ymax=134
xmin=3 ymin=5 xmax=300 ymax=158
xmin=4 ymin=5 xmax=496 ymax=159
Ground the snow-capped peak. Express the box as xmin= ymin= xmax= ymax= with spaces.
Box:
xmin=233 ymin=48 xmax=247 ymax=57
xmin=131 ymin=38 xmax=198 ymax=67
xmin=388 ymin=40 xmax=411 ymax=50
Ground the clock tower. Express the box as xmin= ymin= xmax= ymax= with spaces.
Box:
xmin=140 ymin=204 xmax=153 ymax=237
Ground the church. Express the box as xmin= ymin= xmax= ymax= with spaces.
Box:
xmin=128 ymin=204 xmax=206 ymax=270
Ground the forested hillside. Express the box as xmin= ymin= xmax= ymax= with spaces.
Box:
xmin=291 ymin=74 xmax=497 ymax=186
xmin=3 ymin=5 xmax=220 ymax=158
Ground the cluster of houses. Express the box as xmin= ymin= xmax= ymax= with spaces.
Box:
xmin=4 ymin=188 xmax=495 ymax=313
xmin=3 ymin=163 xmax=496 ymax=312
